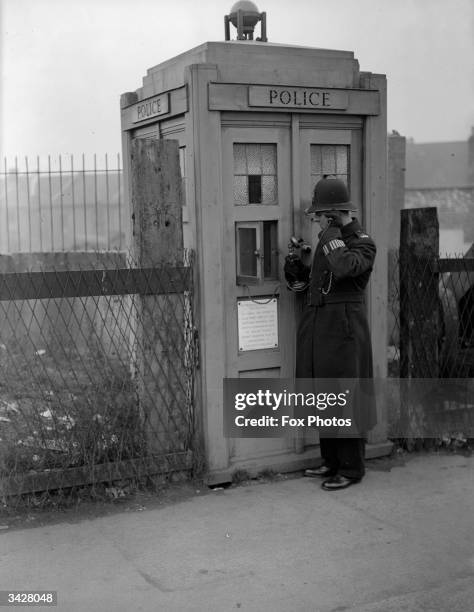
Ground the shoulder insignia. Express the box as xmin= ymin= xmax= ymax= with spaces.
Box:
xmin=322 ymin=239 xmax=345 ymax=256
xmin=356 ymin=230 xmax=370 ymax=238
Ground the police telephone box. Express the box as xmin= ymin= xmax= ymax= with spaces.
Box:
xmin=120 ymin=4 xmax=389 ymax=482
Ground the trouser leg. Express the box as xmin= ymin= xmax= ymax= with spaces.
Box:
xmin=319 ymin=438 xmax=339 ymax=473
xmin=337 ymin=438 xmax=366 ymax=480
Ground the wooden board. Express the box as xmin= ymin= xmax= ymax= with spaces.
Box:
xmin=0 ymin=267 xmax=191 ymax=300
xmin=2 ymin=451 xmax=193 ymax=496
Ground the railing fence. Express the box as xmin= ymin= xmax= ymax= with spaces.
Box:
xmin=1 ymin=155 xmax=126 ymax=253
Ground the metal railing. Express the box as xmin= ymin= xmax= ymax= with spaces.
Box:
xmin=1 ymin=155 xmax=126 ymax=253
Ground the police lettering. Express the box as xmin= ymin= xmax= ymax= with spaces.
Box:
xmin=137 ymin=98 xmax=162 ymax=121
xmin=268 ymin=88 xmax=332 ymax=107
xmin=133 ymin=94 xmax=169 ymax=123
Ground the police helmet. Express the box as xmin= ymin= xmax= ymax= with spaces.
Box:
xmin=307 ymin=177 xmax=357 ymax=214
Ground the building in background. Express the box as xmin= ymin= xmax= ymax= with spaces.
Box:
xmin=404 ymin=128 xmax=474 ymax=255
xmin=387 ymin=129 xmax=474 ymax=358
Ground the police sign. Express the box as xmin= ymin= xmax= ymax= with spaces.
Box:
xmin=248 ymin=85 xmax=348 ymax=110
xmin=133 ymin=93 xmax=170 ymax=123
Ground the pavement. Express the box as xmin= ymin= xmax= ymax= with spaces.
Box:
xmin=0 ymin=452 xmax=473 ymax=612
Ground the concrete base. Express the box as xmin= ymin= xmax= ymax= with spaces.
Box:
xmin=205 ymin=440 xmax=394 ymax=485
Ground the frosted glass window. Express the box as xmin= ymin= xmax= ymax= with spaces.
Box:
xmin=233 ymin=175 xmax=248 ymax=205
xmin=233 ymin=144 xmax=277 ymax=205
xmin=261 ymin=145 xmax=277 ymax=174
xmin=310 ymin=145 xmax=349 ymax=193
xmin=247 ymin=145 xmax=262 ymax=174
xmin=322 ymin=146 xmax=336 ymax=174
xmin=336 ymin=147 xmax=348 ymax=175
xmin=262 ymin=176 xmax=277 ymax=203
xmin=310 ymin=146 xmax=322 ymax=174
xmin=233 ymin=144 xmax=247 ymax=174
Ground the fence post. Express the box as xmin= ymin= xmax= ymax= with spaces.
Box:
xmin=399 ymin=207 xmax=440 ymax=379
xmin=130 ymin=138 xmax=185 ymax=455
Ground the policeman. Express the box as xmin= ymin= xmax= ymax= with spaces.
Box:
xmin=284 ymin=177 xmax=377 ymax=490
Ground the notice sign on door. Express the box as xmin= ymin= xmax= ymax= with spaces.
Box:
xmin=237 ymin=298 xmax=278 ymax=351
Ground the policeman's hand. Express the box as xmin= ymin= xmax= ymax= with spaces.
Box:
xmin=284 ymin=253 xmax=302 ymax=274
xmin=284 ymin=254 xmax=307 ymax=283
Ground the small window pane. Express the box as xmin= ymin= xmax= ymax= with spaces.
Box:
xmin=246 ymin=144 xmax=262 ymax=174
xmin=263 ymin=221 xmax=278 ymax=279
xmin=238 ymin=228 xmax=257 ymax=277
xmin=233 ymin=176 xmax=248 ymax=206
xmin=336 ymin=146 xmax=348 ymax=174
xmin=322 ymin=146 xmax=336 ymax=174
xmin=179 ymin=147 xmax=186 ymax=206
xmin=233 ymin=144 xmax=247 ymax=174
xmin=311 ymin=173 xmax=323 ymax=193
xmin=311 ymin=144 xmax=349 ymax=186
xmin=261 ymin=145 xmax=277 ymax=174
xmin=233 ymin=143 xmax=277 ymax=205
xmin=248 ymin=175 xmax=262 ymax=204
xmin=262 ymin=176 xmax=277 ymax=204
xmin=310 ymin=145 xmax=322 ymax=174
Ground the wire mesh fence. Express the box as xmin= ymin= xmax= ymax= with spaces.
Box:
xmin=0 ymin=155 xmax=126 ymax=253
xmin=387 ymin=246 xmax=474 ymax=448
xmin=438 ymin=257 xmax=474 ymax=377
xmin=0 ymin=250 xmax=198 ymax=503
xmin=388 ymin=248 xmax=474 ymax=379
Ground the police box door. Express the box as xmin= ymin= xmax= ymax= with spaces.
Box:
xmin=221 ymin=123 xmax=295 ymax=462
xmin=297 ymin=126 xmax=363 ymax=248
xmin=297 ymin=124 xmax=363 ymax=447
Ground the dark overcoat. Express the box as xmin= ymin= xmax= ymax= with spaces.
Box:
xmin=294 ymin=219 xmax=377 ymax=433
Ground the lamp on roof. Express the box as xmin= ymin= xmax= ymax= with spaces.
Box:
xmin=224 ymin=2 xmax=267 ymax=42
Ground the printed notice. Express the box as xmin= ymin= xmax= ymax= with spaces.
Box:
xmin=238 ymin=298 xmax=278 ymax=351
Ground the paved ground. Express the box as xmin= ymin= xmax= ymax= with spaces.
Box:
xmin=0 ymin=452 xmax=473 ymax=612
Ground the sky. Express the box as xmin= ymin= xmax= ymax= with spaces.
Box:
xmin=1 ymin=0 xmax=473 ymax=160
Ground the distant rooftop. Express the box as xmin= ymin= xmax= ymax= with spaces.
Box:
xmin=405 ymin=139 xmax=472 ymax=189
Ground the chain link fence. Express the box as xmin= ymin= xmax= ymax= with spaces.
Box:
xmin=388 ymin=248 xmax=474 ymax=378
xmin=387 ymin=246 xmax=474 ymax=448
xmin=0 ymin=250 xmax=199 ymax=504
